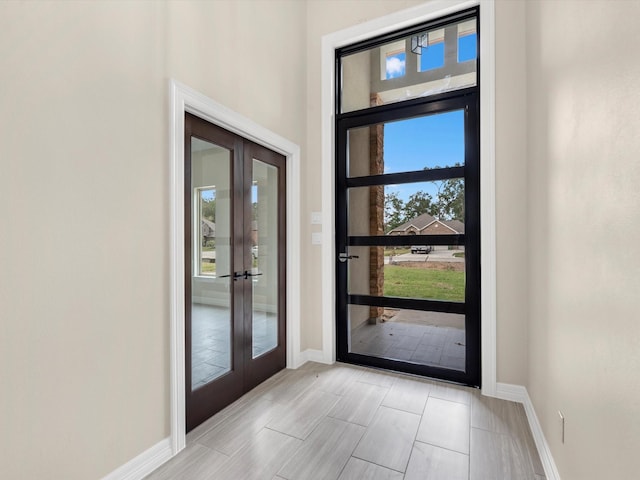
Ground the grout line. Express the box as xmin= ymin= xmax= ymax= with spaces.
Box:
xmin=413 ymin=439 xmax=470 ymax=457
xmin=349 ymin=453 xmax=407 ymax=475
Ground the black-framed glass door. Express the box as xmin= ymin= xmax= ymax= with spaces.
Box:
xmin=185 ymin=113 xmax=287 ymax=431
xmin=336 ymin=93 xmax=480 ymax=386
xmin=335 ymin=7 xmax=480 ymax=387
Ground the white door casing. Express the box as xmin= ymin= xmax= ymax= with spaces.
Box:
xmin=169 ymin=80 xmax=301 ymax=453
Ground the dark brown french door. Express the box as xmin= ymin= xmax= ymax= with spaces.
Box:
xmin=185 ymin=113 xmax=286 ymax=432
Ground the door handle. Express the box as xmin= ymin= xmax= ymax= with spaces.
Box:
xmin=218 ymin=272 xmax=245 ymax=281
xmin=220 ymin=271 xmax=262 ymax=280
xmin=338 ymin=252 xmax=359 ymax=263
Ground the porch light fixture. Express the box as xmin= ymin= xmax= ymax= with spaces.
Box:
xmin=411 ymin=32 xmax=428 ymax=54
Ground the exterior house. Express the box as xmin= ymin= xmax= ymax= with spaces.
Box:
xmin=388 ymin=213 xmax=465 ymax=236
xmin=201 ymin=218 xmax=215 ymax=245
xmin=388 ymin=213 xmax=464 ymax=251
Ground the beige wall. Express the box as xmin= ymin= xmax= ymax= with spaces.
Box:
xmin=0 ymin=3 xmax=168 ymax=478
xmin=0 ymin=1 xmax=305 ymax=478
xmin=302 ymin=0 xmax=427 ymax=350
xmin=495 ymin=0 xmax=529 ymax=385
xmin=526 ymin=1 xmax=640 ymax=478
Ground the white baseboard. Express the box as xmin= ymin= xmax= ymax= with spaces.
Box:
xmin=495 ymin=382 xmax=528 ymax=403
xmin=494 ymin=383 xmax=562 ymax=480
xmin=296 ymin=348 xmax=328 ymax=367
xmin=101 ymin=437 xmax=172 ymax=480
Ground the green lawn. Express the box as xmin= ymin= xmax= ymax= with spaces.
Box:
xmin=201 ymin=262 xmax=216 ymax=274
xmin=383 ymin=265 xmax=464 ymax=302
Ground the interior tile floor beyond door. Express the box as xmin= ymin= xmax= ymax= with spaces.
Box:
xmin=146 ymin=362 xmax=546 ymax=480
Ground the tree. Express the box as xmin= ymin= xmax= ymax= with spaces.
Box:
xmin=404 ymin=190 xmax=435 ymax=220
xmin=384 ymin=191 xmax=405 ymax=233
xmin=382 ymin=163 xmax=465 ymax=231
xmin=429 ymin=163 xmax=465 ymax=221
xmin=436 ymin=178 xmax=464 ymax=221
xmin=201 ymin=198 xmax=216 ymax=222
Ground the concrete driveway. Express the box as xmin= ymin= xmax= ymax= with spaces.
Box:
xmin=384 ymin=248 xmax=464 ymax=264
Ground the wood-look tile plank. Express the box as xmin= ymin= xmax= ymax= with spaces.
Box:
xmin=267 ymin=388 xmax=341 ymax=440
xmin=512 ymin=402 xmax=545 ymax=476
xmin=470 ymin=427 xmax=537 ymax=480
xmin=352 ymin=406 xmax=421 ymax=472
xmin=145 ymin=365 xmax=547 ymax=480
xmin=471 ymin=395 xmax=515 ymax=433
xmin=417 ymin=397 xmax=470 ymax=454
xmin=186 ymin=400 xmax=240 ymax=445
xmin=197 ymin=397 xmax=284 ymax=456
xmin=328 ymin=381 xmax=389 ymax=426
xmin=143 ymin=443 xmax=228 ymax=480
xmin=472 ymin=395 xmax=544 ymax=475
xmin=357 ymin=368 xmax=397 ymax=388
xmin=337 ymin=458 xmax=403 ymax=480
xmin=381 ymin=376 xmax=431 ymax=415
xmin=404 ymin=441 xmax=469 ymax=480
xmin=186 ymin=374 xmax=286 ymax=444
xmin=261 ymin=368 xmax=320 ymax=405
xmin=313 ymin=363 xmax=363 ymax=395
xmin=278 ymin=417 xmax=365 ymax=480
xmin=213 ymin=427 xmax=302 ymax=480
xmin=429 ymin=381 xmax=474 ymax=405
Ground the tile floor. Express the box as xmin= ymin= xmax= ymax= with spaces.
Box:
xmin=146 ymin=362 xmax=546 ymax=480
xmin=351 ymin=311 xmax=466 ymax=371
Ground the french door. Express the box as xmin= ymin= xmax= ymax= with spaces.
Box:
xmin=185 ymin=113 xmax=286 ymax=431
xmin=335 ymin=93 xmax=480 ymax=386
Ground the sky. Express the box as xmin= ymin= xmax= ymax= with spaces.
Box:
xmin=385 ymin=32 xmax=477 ymax=78
xmin=381 ymin=31 xmax=476 ymax=203
xmin=383 ymin=109 xmax=464 ymax=203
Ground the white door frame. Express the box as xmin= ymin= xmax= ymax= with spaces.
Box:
xmin=168 ymin=80 xmax=301 ymax=453
xmin=319 ymin=0 xmax=496 ymax=395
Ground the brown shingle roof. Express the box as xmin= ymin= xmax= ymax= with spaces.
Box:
xmin=442 ymin=219 xmax=464 ymax=234
xmin=201 ymin=218 xmax=215 ymax=237
xmin=388 ymin=214 xmax=465 ymax=235
xmin=389 ymin=213 xmax=436 ymax=233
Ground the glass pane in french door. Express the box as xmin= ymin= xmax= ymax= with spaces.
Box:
xmin=251 ymin=159 xmax=279 ymax=358
xmin=190 ymin=137 xmax=232 ymax=390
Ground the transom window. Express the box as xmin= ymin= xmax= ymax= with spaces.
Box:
xmin=340 ymin=12 xmax=478 ymax=113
